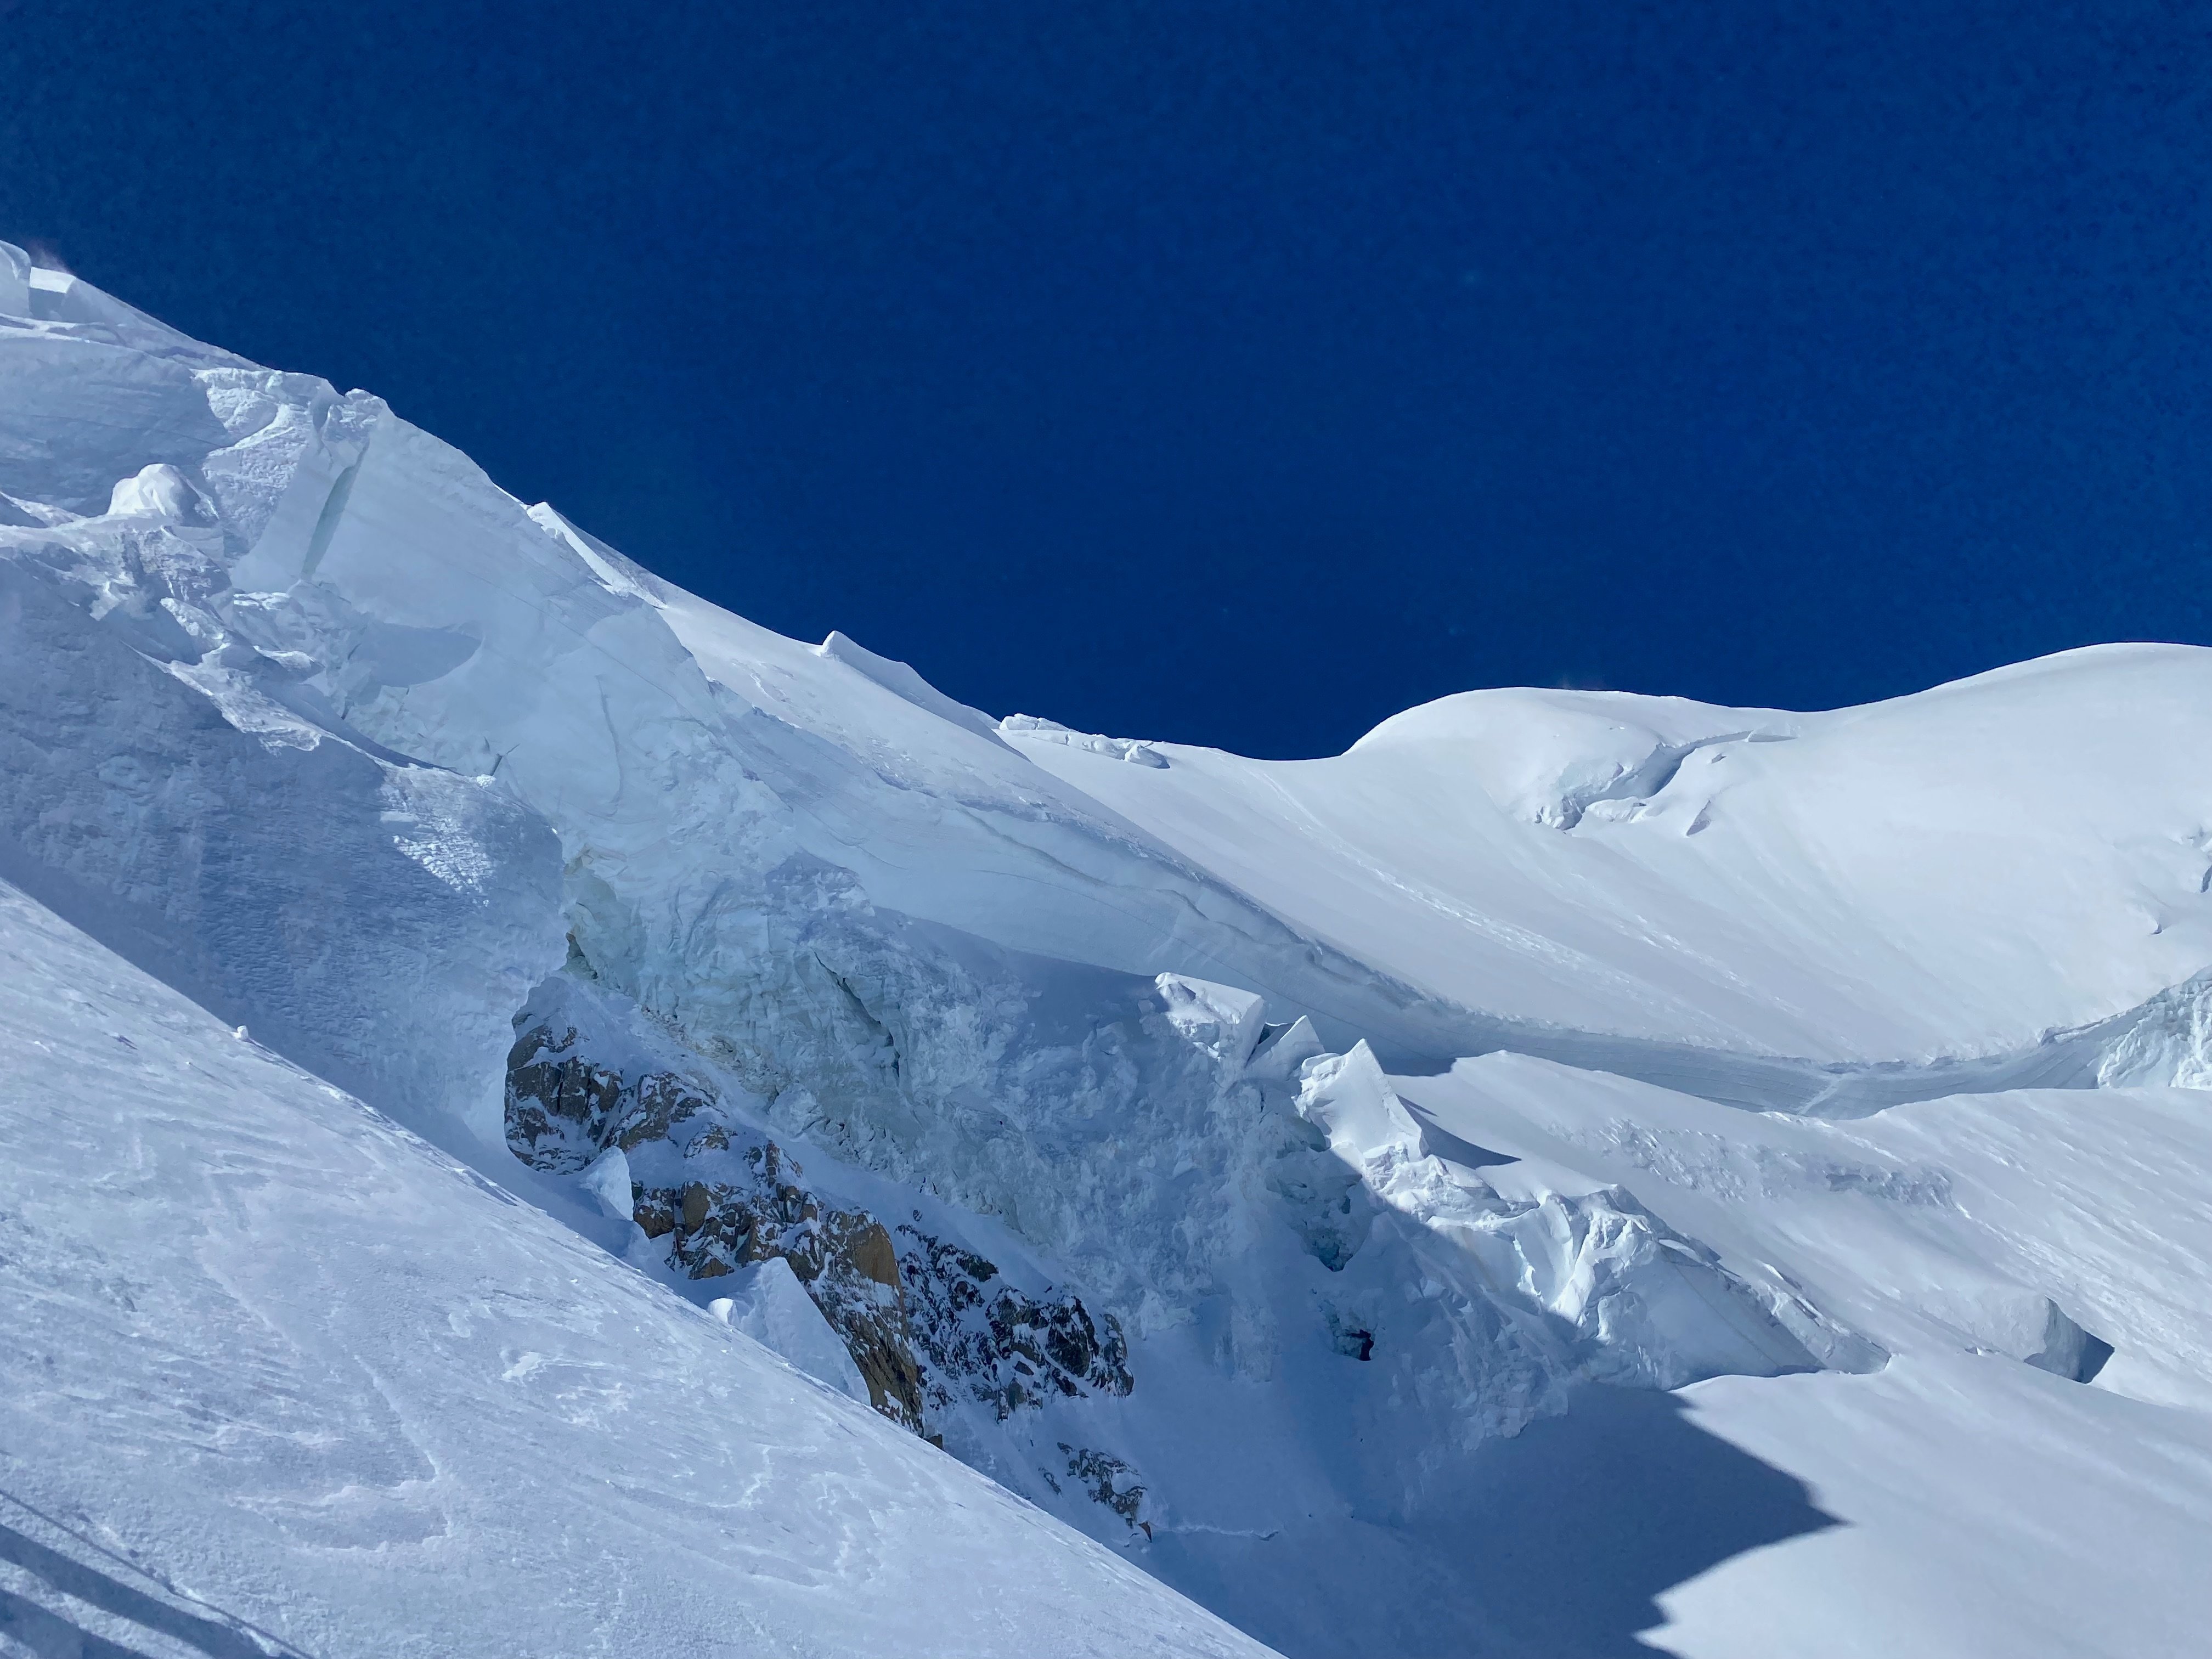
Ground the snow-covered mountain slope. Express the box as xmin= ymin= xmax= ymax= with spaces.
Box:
xmin=0 ymin=881 xmax=1272 ymax=1659
xmin=4 ymin=237 xmax=2211 ymax=1657
xmin=1379 ymin=1057 xmax=2212 ymax=1659
xmin=1009 ymin=654 xmax=2212 ymax=1065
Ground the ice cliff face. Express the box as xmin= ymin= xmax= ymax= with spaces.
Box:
xmin=6 ymin=241 xmax=2212 ymax=1659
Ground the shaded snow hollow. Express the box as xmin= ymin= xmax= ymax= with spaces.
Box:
xmin=3 ymin=239 xmax=2211 ymax=1658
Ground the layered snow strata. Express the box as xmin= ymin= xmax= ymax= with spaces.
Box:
xmin=1396 ymin=1053 xmax=2212 ymax=1410
xmin=1295 ymin=1045 xmax=1826 ymax=1393
xmin=0 ymin=461 xmax=562 ymax=1142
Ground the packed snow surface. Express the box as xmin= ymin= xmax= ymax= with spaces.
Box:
xmin=3 ymin=239 xmax=2211 ymax=1657
xmin=1010 ymin=660 xmax=2212 ymax=1062
xmin=0 ymin=883 xmax=1271 ymax=1659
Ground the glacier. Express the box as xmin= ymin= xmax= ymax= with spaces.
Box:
xmin=2 ymin=235 xmax=2210 ymax=1657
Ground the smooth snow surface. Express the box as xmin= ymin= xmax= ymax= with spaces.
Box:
xmin=4 ymin=241 xmax=2211 ymax=1657
xmin=709 ymin=1256 xmax=876 ymax=1405
xmin=1011 ymin=663 xmax=2212 ymax=1063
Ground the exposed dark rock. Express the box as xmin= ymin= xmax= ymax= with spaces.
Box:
xmin=506 ymin=1024 xmax=926 ymax=1432
xmin=507 ymin=1016 xmax=1136 ymax=1443
xmin=507 ymin=1023 xmax=713 ymax=1172
xmin=1058 ymin=1442 xmax=1147 ymax=1532
xmin=504 ymin=1025 xmax=627 ymax=1172
xmin=640 ymin=1148 xmax=927 ymax=1432
xmin=898 ymin=1224 xmax=1133 ymax=1419
xmin=614 ymin=1071 xmax=712 ymax=1153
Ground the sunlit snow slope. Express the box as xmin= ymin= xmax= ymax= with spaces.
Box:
xmin=1009 ymin=658 xmax=2212 ymax=1065
xmin=4 ymin=238 xmax=2211 ymax=1658
xmin=0 ymin=883 xmax=1269 ymax=1659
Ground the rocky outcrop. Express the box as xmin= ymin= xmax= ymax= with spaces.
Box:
xmin=505 ymin=1024 xmax=628 ymax=1170
xmin=1056 ymin=1444 xmax=1148 ymax=1535
xmin=507 ymin=1022 xmax=926 ymax=1432
xmin=507 ymin=1022 xmax=718 ymax=1171
xmin=898 ymin=1224 xmax=1133 ymax=1419
xmin=635 ymin=1135 xmax=926 ymax=1432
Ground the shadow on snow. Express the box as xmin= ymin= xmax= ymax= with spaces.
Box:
xmin=0 ymin=1498 xmax=311 ymax=1659
xmin=1150 ymin=1384 xmax=1839 ymax=1659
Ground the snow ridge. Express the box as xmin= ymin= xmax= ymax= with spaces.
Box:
xmin=5 ymin=241 xmax=2212 ymax=1659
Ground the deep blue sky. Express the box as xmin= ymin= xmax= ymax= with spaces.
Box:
xmin=6 ymin=2 xmax=2210 ymax=757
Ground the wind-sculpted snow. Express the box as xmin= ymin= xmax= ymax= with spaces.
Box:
xmin=1011 ymin=661 xmax=2212 ymax=1064
xmin=5 ymin=241 xmax=2212 ymax=1656
xmin=0 ymin=882 xmax=1274 ymax=1659
xmin=1373 ymin=1055 xmax=2212 ymax=1657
